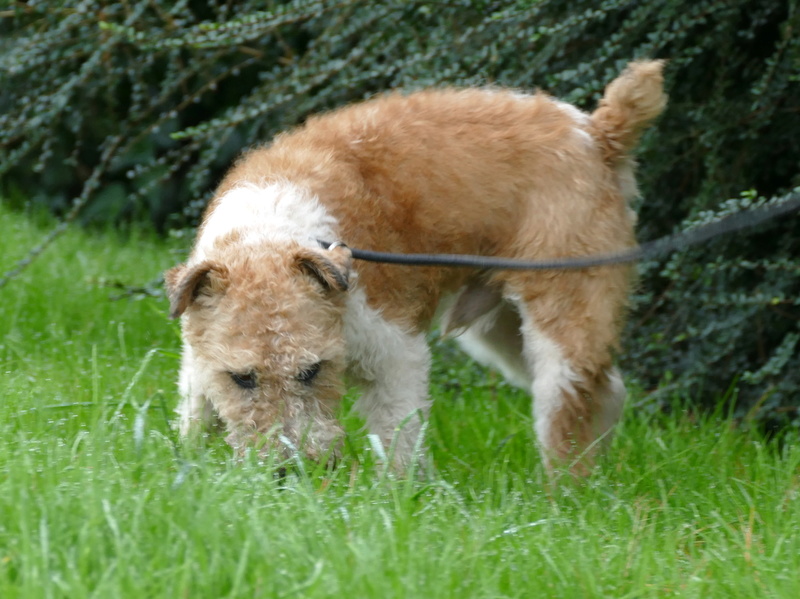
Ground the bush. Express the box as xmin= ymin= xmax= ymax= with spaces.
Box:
xmin=1 ymin=0 xmax=798 ymax=424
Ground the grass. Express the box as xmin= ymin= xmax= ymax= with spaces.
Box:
xmin=1 ymin=202 xmax=798 ymax=598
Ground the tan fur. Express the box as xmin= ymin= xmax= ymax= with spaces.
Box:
xmin=591 ymin=60 xmax=667 ymax=163
xmin=166 ymin=61 xmax=666 ymax=474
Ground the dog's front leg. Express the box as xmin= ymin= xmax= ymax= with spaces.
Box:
xmin=176 ymin=344 xmax=223 ymax=437
xmin=354 ymin=367 xmax=431 ymax=472
xmin=345 ymin=292 xmax=432 ymax=472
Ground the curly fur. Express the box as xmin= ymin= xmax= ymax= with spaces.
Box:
xmin=166 ymin=60 xmax=666 ymax=474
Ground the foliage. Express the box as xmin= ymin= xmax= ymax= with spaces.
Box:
xmin=1 ymin=204 xmax=800 ymax=598
xmin=1 ymin=0 xmax=798 ymax=422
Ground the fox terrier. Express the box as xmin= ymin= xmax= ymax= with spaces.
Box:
xmin=165 ymin=60 xmax=666 ymax=474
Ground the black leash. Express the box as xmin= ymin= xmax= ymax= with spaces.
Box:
xmin=320 ymin=192 xmax=800 ymax=271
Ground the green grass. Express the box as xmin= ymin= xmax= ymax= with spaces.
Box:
xmin=1 ymin=203 xmax=798 ymax=598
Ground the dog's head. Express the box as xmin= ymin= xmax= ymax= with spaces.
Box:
xmin=165 ymin=241 xmax=353 ymax=463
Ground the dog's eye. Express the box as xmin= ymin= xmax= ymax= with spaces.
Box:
xmin=297 ymin=362 xmax=321 ymax=384
xmin=230 ymin=371 xmax=257 ymax=390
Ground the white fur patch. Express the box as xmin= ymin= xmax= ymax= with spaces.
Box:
xmin=458 ymin=330 xmax=531 ymax=389
xmin=454 ymin=304 xmax=531 ymax=389
xmin=517 ymin=311 xmax=579 ymax=441
xmin=593 ymin=367 xmax=626 ymax=439
xmin=176 ymin=342 xmax=219 ymax=435
xmin=555 ymin=100 xmax=591 ymax=126
xmin=343 ymin=289 xmax=432 ymax=466
xmin=343 ymin=290 xmax=423 ymax=383
xmin=616 ymin=158 xmax=640 ymax=205
xmin=193 ymin=182 xmax=338 ymax=263
xmin=554 ymin=100 xmax=594 ymax=146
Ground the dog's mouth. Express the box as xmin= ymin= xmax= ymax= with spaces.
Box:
xmin=224 ymin=428 xmax=342 ymax=470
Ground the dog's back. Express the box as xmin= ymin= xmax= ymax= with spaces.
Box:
xmin=220 ymin=61 xmax=665 ymax=250
xmin=214 ymin=62 xmax=665 ymax=324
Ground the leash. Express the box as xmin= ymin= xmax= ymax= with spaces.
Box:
xmin=320 ymin=192 xmax=800 ymax=271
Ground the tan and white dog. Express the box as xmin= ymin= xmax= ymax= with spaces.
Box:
xmin=165 ymin=60 xmax=666 ymax=474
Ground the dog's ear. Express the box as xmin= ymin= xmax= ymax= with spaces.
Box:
xmin=165 ymin=260 xmax=230 ymax=318
xmin=294 ymin=244 xmax=353 ymax=293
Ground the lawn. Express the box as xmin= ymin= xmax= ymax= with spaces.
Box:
xmin=1 ymin=203 xmax=798 ymax=598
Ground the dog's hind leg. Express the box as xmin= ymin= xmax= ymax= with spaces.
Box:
xmin=506 ymin=269 xmax=629 ymax=475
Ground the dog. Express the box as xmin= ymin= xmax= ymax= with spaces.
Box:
xmin=165 ymin=60 xmax=666 ymax=475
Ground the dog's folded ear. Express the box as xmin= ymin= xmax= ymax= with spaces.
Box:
xmin=294 ymin=244 xmax=353 ymax=293
xmin=164 ymin=260 xmax=230 ymax=319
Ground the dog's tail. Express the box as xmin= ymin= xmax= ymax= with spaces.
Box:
xmin=591 ymin=60 xmax=667 ymax=162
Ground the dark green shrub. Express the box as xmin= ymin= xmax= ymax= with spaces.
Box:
xmin=1 ymin=0 xmax=798 ymax=423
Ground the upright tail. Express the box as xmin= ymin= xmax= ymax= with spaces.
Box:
xmin=591 ymin=60 xmax=667 ymax=163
